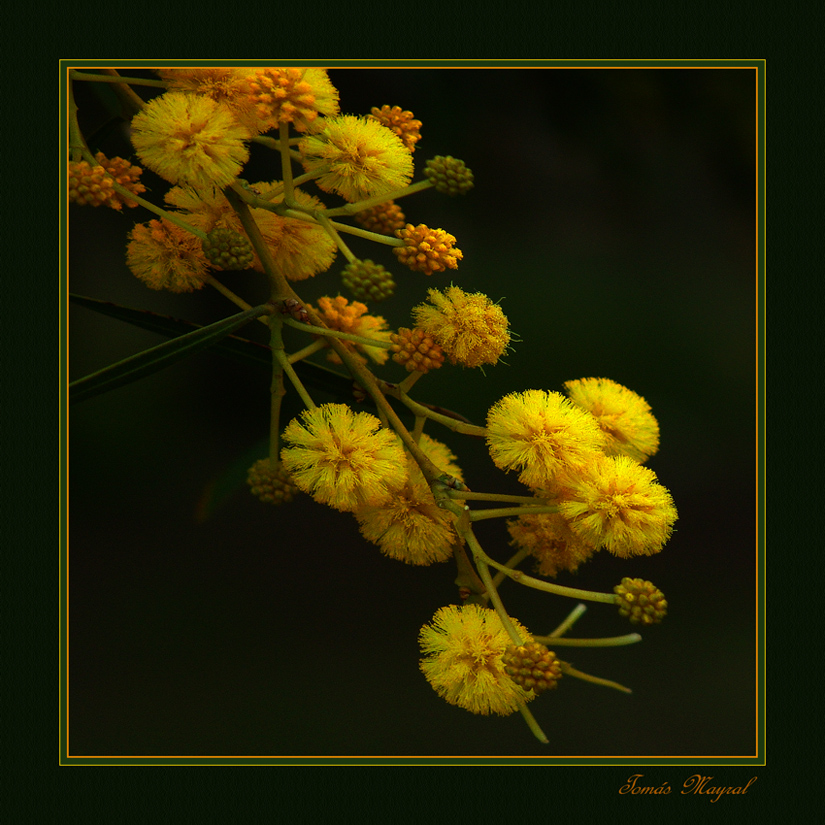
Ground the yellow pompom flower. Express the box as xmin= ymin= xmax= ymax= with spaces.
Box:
xmin=369 ymin=105 xmax=422 ymax=151
xmin=418 ymin=604 xmax=535 ymax=716
xmin=130 ymin=92 xmax=251 ymax=189
xmin=564 ymin=377 xmax=660 ymax=463
xmin=557 ymin=455 xmax=678 ymax=557
xmin=486 ymin=390 xmax=608 ymax=489
xmin=126 ymin=218 xmax=209 ymax=293
xmin=298 ymin=115 xmax=414 ymax=202
xmin=238 ymin=68 xmax=340 ymax=133
xmin=355 ymin=434 xmax=463 ymax=565
xmin=280 ymin=404 xmax=407 ymax=512
xmin=309 ymin=295 xmax=392 ymax=365
xmin=393 ymin=224 xmax=463 ymax=275
xmin=412 ymin=286 xmax=510 ymax=368
xmin=506 ymin=511 xmax=598 ymax=578
xmin=156 ymin=69 xmax=262 ymax=133
xmin=165 ymin=183 xmax=336 ymax=280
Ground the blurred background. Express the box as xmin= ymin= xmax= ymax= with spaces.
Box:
xmin=68 ymin=66 xmax=758 ymax=758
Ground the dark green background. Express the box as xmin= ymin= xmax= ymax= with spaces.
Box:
xmin=68 ymin=67 xmax=758 ymax=759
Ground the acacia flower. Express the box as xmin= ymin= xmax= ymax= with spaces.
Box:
xmin=563 ymin=377 xmax=660 ymax=462
xmin=393 ymin=224 xmax=463 ymax=275
xmin=239 ymin=68 xmax=340 ymax=132
xmin=368 ymin=105 xmax=422 ymax=151
xmin=280 ymin=404 xmax=407 ymax=511
xmin=130 ymin=92 xmax=251 ymax=189
xmin=418 ymin=604 xmax=535 ymax=716
xmin=68 ymin=153 xmax=145 ymax=210
xmin=355 ymin=434 xmax=463 ymax=565
xmin=126 ymin=218 xmax=209 ymax=293
xmin=165 ymin=183 xmax=336 ymax=280
xmin=557 ymin=455 xmax=678 ymax=558
xmin=298 ymin=115 xmax=414 ymax=202
xmin=156 ymin=69 xmax=262 ymax=133
xmin=309 ymin=295 xmax=392 ymax=365
xmin=506 ymin=511 xmax=598 ymax=578
xmin=486 ymin=390 xmax=608 ymax=489
xmin=412 ymin=286 xmax=510 ymax=368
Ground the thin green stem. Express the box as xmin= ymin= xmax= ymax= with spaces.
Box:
xmin=411 ymin=415 xmax=426 ymax=443
xmin=475 ymin=556 xmax=524 ymax=646
xmin=269 ymin=316 xmax=287 ymax=464
xmin=280 ymin=210 xmax=404 ymax=246
xmin=274 ymin=349 xmax=316 ymax=410
xmin=533 ymin=633 xmax=642 ymax=648
xmin=559 ymin=663 xmax=632 ymax=694
xmin=204 ymin=274 xmax=269 ymax=325
xmin=98 ymin=69 xmax=148 ymax=115
xmin=488 ymin=547 xmax=531 ymax=591
xmin=282 ymin=317 xmax=393 ymax=349
xmin=224 ymin=187 xmax=291 ymax=298
xmin=324 ymin=179 xmax=435 ymax=217
xmin=475 ymin=550 xmax=618 ymax=606
xmin=517 ymin=702 xmax=549 ymax=745
xmin=287 ymin=338 xmax=328 ymax=364
xmin=469 ymin=505 xmax=559 ymax=522
xmin=462 ymin=527 xmax=524 ymax=646
xmin=69 ymin=70 xmax=167 ymax=88
xmin=316 ymin=212 xmax=357 ymax=264
xmin=279 ymin=122 xmax=295 ymax=204
xmin=397 ymin=371 xmax=423 ymax=395
xmin=320 ymin=334 xmax=443 ymax=485
xmin=447 ymin=490 xmax=549 ymax=506
xmin=386 ymin=387 xmax=488 ymax=437
xmin=547 ymin=604 xmax=587 ymax=638
xmin=452 ymin=543 xmax=486 ymax=601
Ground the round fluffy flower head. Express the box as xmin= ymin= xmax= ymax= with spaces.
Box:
xmin=486 ymin=390 xmax=608 ymax=489
xmin=126 ymin=218 xmax=209 ymax=293
xmin=239 ymin=68 xmax=340 ymax=132
xmin=418 ymin=604 xmax=535 ymax=716
xmin=156 ymin=69 xmax=262 ymax=133
xmin=309 ymin=295 xmax=391 ymax=365
xmin=280 ymin=404 xmax=407 ymax=512
xmin=355 ymin=437 xmax=462 ymax=566
xmin=412 ymin=286 xmax=509 ymax=368
xmin=558 ymin=455 xmax=678 ymax=558
xmin=165 ymin=182 xmax=336 ymax=280
xmin=506 ymin=511 xmax=598 ymax=578
xmin=130 ymin=92 xmax=250 ymax=189
xmin=369 ymin=105 xmax=422 ymax=151
xmin=393 ymin=224 xmax=463 ymax=275
xmin=299 ymin=115 xmax=414 ymax=202
xmin=564 ymin=377 xmax=660 ymax=463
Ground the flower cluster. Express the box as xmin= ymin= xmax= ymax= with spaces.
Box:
xmin=488 ymin=384 xmax=677 ymax=561
xmin=70 ymin=66 xmax=681 ymax=744
xmin=69 ymin=153 xmax=145 ymax=210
